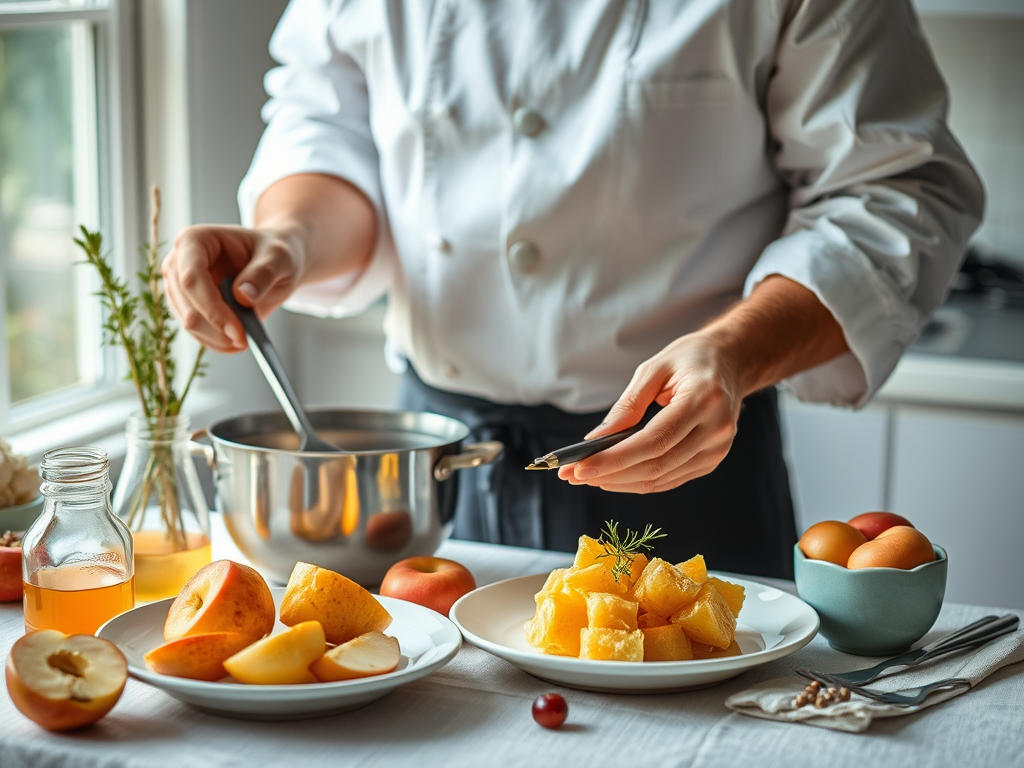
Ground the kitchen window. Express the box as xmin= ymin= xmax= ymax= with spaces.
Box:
xmin=0 ymin=0 xmax=138 ymax=438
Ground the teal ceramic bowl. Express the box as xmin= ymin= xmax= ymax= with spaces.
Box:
xmin=0 ymin=494 xmax=44 ymax=534
xmin=794 ymin=543 xmax=947 ymax=656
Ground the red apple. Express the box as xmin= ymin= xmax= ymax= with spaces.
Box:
xmin=0 ymin=544 xmax=22 ymax=602
xmin=847 ymin=512 xmax=914 ymax=541
xmin=379 ymin=556 xmax=476 ymax=616
xmin=6 ymin=630 xmax=127 ymax=731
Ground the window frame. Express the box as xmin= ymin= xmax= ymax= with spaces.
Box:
xmin=0 ymin=0 xmax=141 ymax=435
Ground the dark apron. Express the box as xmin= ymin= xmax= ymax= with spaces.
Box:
xmin=399 ymin=368 xmax=797 ymax=579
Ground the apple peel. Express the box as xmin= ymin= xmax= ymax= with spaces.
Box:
xmin=144 ymin=632 xmax=254 ymax=682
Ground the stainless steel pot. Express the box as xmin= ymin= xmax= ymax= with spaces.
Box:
xmin=189 ymin=409 xmax=503 ymax=585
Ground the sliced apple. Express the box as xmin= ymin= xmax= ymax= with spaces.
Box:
xmin=5 ymin=630 xmax=127 ymax=731
xmin=163 ymin=559 xmax=274 ymax=642
xmin=279 ymin=562 xmax=392 ymax=645
xmin=144 ymin=632 xmax=254 ymax=682
xmin=311 ymin=632 xmax=401 ymax=682
xmin=223 ymin=621 xmax=326 ymax=685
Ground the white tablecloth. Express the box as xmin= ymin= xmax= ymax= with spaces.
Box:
xmin=2 ymin=519 xmax=1023 ymax=768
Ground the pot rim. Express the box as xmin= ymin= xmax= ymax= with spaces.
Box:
xmin=203 ymin=407 xmax=472 ymax=457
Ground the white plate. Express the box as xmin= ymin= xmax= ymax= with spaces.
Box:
xmin=97 ymin=588 xmax=462 ymax=720
xmin=450 ymin=573 xmax=818 ymax=693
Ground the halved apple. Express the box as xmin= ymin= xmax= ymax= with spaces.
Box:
xmin=5 ymin=630 xmax=127 ymax=731
xmin=223 ymin=621 xmax=326 ymax=685
xmin=279 ymin=562 xmax=392 ymax=645
xmin=311 ymin=632 xmax=401 ymax=682
xmin=163 ymin=560 xmax=274 ymax=642
xmin=144 ymin=632 xmax=254 ymax=682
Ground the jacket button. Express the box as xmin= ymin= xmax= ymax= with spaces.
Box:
xmin=513 ymin=107 xmax=544 ymax=137
xmin=508 ymin=240 xmax=540 ymax=272
xmin=426 ymin=232 xmax=451 ymax=253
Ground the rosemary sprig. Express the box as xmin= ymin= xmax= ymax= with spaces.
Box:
xmin=597 ymin=520 xmax=667 ymax=582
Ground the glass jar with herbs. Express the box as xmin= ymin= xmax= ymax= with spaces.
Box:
xmin=77 ymin=187 xmax=210 ymax=601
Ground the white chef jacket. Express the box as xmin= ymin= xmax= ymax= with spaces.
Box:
xmin=239 ymin=0 xmax=984 ymax=413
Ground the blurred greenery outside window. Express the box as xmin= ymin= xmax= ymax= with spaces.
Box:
xmin=0 ymin=1 xmax=122 ymax=432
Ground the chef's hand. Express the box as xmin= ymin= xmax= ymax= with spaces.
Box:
xmin=558 ymin=275 xmax=850 ymax=493
xmin=163 ymin=225 xmax=304 ymax=353
xmin=162 ymin=173 xmax=376 ymax=353
xmin=557 ymin=333 xmax=744 ymax=493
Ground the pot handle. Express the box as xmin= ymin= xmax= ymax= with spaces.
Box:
xmin=188 ymin=428 xmax=216 ymax=471
xmin=433 ymin=441 xmax=504 ymax=482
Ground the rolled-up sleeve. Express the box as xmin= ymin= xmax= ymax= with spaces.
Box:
xmin=238 ymin=0 xmax=393 ymax=317
xmin=743 ymin=0 xmax=984 ymax=407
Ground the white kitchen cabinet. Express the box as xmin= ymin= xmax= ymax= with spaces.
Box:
xmin=778 ymin=396 xmax=890 ymax=531
xmin=890 ymin=407 xmax=1024 ymax=609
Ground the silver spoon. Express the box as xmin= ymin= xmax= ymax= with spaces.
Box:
xmin=219 ymin=278 xmax=341 ymax=454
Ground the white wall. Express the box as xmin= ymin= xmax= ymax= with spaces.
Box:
xmin=178 ymin=0 xmax=292 ymax=419
xmin=920 ymin=16 xmax=1024 ymax=265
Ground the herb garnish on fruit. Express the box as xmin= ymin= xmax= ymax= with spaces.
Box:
xmin=597 ymin=520 xmax=666 ymax=582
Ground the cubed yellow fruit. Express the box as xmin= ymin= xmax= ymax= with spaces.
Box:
xmin=525 ymin=591 xmax=588 ymax=656
xmin=579 ymin=628 xmax=644 ymax=661
xmin=573 ymin=535 xmax=608 ymax=569
xmin=708 ymin=576 xmax=745 ymax=618
xmin=534 ymin=568 xmax=568 ymax=604
xmin=671 ymin=582 xmax=736 ymax=649
xmin=563 ymin=563 xmax=628 ymax=597
xmin=223 ymin=621 xmax=326 ymax=685
xmin=691 ymin=639 xmax=742 ymax=659
xmin=677 ymin=554 xmax=708 ymax=585
xmin=585 ymin=593 xmax=639 ymax=631
xmin=631 ymin=558 xmax=701 ymax=617
xmin=641 ymin=624 xmax=693 ymax=661
xmin=637 ymin=612 xmax=671 ymax=629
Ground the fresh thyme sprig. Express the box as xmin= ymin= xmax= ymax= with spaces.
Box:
xmin=597 ymin=520 xmax=667 ymax=582
xmin=74 ymin=186 xmax=206 ymax=419
xmin=75 ymin=186 xmax=208 ymax=550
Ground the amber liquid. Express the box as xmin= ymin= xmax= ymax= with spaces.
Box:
xmin=132 ymin=530 xmax=212 ymax=602
xmin=24 ymin=564 xmax=135 ymax=635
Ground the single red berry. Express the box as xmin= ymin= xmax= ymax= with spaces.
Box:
xmin=532 ymin=693 xmax=568 ymax=729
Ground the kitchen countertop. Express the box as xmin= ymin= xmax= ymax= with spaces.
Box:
xmin=2 ymin=522 xmax=1023 ymax=768
xmin=877 ymin=297 xmax=1024 ymax=413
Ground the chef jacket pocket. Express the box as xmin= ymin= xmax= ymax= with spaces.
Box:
xmin=614 ymin=77 xmax=737 ymax=233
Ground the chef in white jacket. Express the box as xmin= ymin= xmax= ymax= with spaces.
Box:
xmin=164 ymin=0 xmax=983 ymax=577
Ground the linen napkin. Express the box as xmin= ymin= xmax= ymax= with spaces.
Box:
xmin=726 ymin=628 xmax=1024 ymax=732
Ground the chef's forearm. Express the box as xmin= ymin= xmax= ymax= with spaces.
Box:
xmin=696 ymin=274 xmax=849 ymax=398
xmin=253 ymin=173 xmax=377 ymax=286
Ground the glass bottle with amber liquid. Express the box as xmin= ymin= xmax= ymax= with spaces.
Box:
xmin=22 ymin=447 xmax=135 ymax=634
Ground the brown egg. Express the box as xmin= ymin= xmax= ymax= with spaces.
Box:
xmin=847 ymin=526 xmax=935 ymax=570
xmin=798 ymin=521 xmax=868 ymax=567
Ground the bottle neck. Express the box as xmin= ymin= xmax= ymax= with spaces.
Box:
xmin=40 ymin=447 xmax=112 ymax=503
